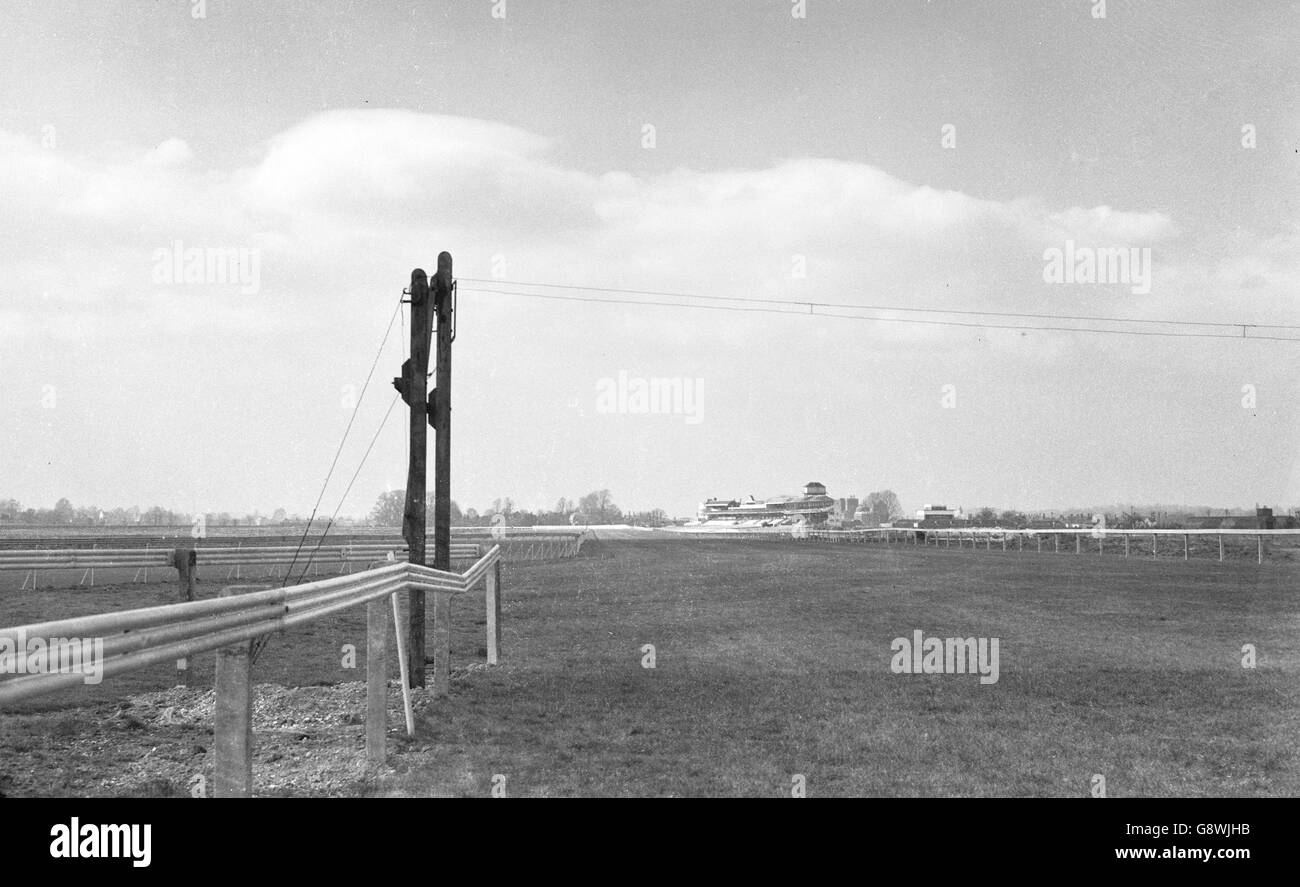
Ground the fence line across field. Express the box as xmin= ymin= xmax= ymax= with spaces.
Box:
xmin=677 ymin=525 xmax=1293 ymax=564
xmin=0 ymin=533 xmax=584 ymax=592
xmin=0 ymin=545 xmax=505 ymax=797
xmin=0 ymin=527 xmax=588 ymax=550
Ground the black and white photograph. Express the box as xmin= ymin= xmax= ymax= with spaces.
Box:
xmin=0 ymin=0 xmax=1294 ymax=852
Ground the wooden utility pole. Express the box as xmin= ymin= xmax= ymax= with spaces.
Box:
xmin=429 ymin=254 xmax=454 ymax=695
xmin=432 ymin=252 xmax=454 ymax=572
xmin=396 ymin=269 xmax=433 ymax=687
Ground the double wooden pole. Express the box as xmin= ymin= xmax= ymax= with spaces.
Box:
xmin=398 ymin=254 xmax=453 ymax=691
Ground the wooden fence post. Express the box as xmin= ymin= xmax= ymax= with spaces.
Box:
xmin=214 ymin=586 xmax=254 ymax=798
xmin=486 ymin=560 xmax=502 ymax=665
xmin=366 ymin=598 xmax=389 ymax=768
xmin=1183 ymin=534 xmax=1189 ymax=560
xmin=1075 ymin=535 xmax=1080 ymax=555
xmin=1152 ymin=533 xmax=1157 ymax=558
xmin=1055 ymin=535 xmax=1060 ymax=554
xmin=1258 ymin=535 xmax=1263 ymax=565
xmin=1124 ymin=534 xmax=1130 ymax=557
xmin=1219 ymin=535 xmax=1224 ymax=562
xmin=431 ymin=591 xmax=451 ymax=697
xmin=173 ymin=547 xmax=196 ymax=601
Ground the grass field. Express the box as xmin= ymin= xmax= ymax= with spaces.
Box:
xmin=1 ymin=537 xmax=1297 ymax=797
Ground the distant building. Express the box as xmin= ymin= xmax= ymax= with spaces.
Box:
xmin=696 ymin=481 xmax=836 ymax=526
xmin=830 ymin=497 xmax=860 ymax=527
xmin=914 ymin=504 xmax=963 ymax=527
xmin=1190 ymin=506 xmax=1292 ymax=530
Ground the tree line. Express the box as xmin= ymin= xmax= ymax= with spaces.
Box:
xmin=368 ymin=489 xmax=668 ymax=527
xmin=0 ymin=498 xmax=297 ymax=526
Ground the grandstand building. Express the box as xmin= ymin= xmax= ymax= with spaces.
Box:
xmin=696 ymin=482 xmax=836 ymax=526
xmin=915 ymin=504 xmax=963 ymax=525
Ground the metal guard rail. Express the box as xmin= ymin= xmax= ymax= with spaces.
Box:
xmin=0 ymin=545 xmax=503 ymax=706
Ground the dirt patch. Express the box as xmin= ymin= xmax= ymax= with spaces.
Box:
xmin=0 ymin=679 xmax=467 ymax=798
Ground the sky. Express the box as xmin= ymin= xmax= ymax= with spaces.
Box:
xmin=1 ymin=0 xmax=1299 ymax=520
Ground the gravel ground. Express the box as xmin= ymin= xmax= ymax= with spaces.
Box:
xmin=0 ymin=670 xmax=489 ymax=798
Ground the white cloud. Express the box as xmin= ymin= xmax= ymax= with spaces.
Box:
xmin=1042 ymin=204 xmax=1177 ymax=243
xmin=1 ymin=108 xmax=1295 ymax=356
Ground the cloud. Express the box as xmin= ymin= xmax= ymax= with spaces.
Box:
xmin=1043 ymin=204 xmax=1177 ymax=243
xmin=144 ymin=138 xmax=194 ymax=167
xmin=240 ymin=109 xmax=598 ymax=232
xmin=1 ymin=108 xmax=1294 ymax=356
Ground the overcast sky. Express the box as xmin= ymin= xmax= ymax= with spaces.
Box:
xmin=2 ymin=1 xmax=1298 ymax=519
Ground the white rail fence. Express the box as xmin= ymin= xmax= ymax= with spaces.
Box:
xmin=0 ymin=546 xmax=504 ymax=797
xmin=0 ymin=533 xmax=583 ymax=593
xmin=746 ymin=525 xmax=1294 ymax=564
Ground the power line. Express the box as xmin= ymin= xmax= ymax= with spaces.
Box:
xmin=255 ymin=392 xmax=402 ymax=663
xmin=284 ymin=392 xmax=402 ymax=590
xmin=459 ymin=276 xmax=1300 ymax=331
xmin=282 ymin=295 xmax=403 ymax=586
xmin=459 ymin=284 xmax=1300 ymax=343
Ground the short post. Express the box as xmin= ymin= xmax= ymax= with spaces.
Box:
xmin=1152 ymin=533 xmax=1157 ymax=558
xmin=432 ymin=591 xmax=451 ymax=697
xmin=214 ymin=586 xmax=254 ymax=798
xmin=390 ymin=593 xmax=415 ymax=737
xmin=1055 ymin=535 xmax=1060 ymax=554
xmin=1257 ymin=535 xmax=1263 ymax=565
xmin=1075 ymin=535 xmax=1080 ymax=555
xmin=366 ymin=597 xmax=389 ymax=768
xmin=173 ymin=547 xmax=197 ymax=601
xmin=1099 ymin=534 xmax=1104 ymax=555
xmin=1037 ymin=536 xmax=1042 ymax=553
xmin=1183 ymin=534 xmax=1189 ymax=561
xmin=1001 ymin=535 xmax=1006 ymax=551
xmin=486 ymin=560 xmax=502 ymax=665
xmin=1124 ymin=534 xmax=1130 ymax=557
xmin=1218 ymin=535 xmax=1223 ymax=562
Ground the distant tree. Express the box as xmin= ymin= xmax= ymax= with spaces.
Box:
xmin=862 ymin=490 xmax=903 ymax=523
xmin=578 ymin=489 xmax=619 ymax=524
xmin=998 ymin=510 xmax=1026 ymax=528
xmin=53 ymin=497 xmax=74 ymax=524
xmin=973 ymin=507 xmax=998 ymax=527
xmin=370 ymin=490 xmax=405 ymax=526
xmin=272 ymin=508 xmax=287 ymax=523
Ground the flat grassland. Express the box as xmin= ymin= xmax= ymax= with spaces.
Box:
xmin=1 ymin=538 xmax=1296 ymax=797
